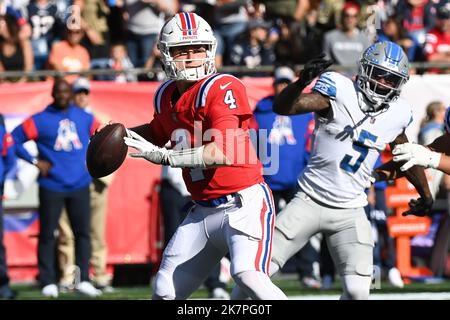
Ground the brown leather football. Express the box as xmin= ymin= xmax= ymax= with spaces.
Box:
xmin=86 ymin=123 xmax=128 ymax=178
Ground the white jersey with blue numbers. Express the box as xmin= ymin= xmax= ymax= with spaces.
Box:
xmin=298 ymin=72 xmax=413 ymax=208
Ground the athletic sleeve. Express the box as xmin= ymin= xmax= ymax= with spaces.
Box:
xmin=11 ymin=117 xmax=38 ymax=164
xmin=312 ymin=71 xmax=337 ymax=100
xmin=205 ymin=75 xmax=253 ymax=123
xmin=204 ymin=76 xmax=256 ymax=165
xmin=148 ymin=113 xmax=170 ymax=147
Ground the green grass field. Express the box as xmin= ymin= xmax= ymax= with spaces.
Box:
xmin=9 ymin=276 xmax=450 ymax=300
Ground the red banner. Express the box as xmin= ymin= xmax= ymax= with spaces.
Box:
xmin=0 ymin=78 xmax=274 ymax=281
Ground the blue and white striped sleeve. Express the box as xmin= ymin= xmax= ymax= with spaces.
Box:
xmin=312 ymin=72 xmax=337 ymax=99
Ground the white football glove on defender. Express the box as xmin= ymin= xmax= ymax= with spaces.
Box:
xmin=392 ymin=143 xmax=441 ymax=171
xmin=123 ymin=130 xmax=206 ymax=168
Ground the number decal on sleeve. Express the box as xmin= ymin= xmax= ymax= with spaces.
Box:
xmin=224 ymin=90 xmax=237 ymax=109
xmin=340 ymin=129 xmax=378 ymax=173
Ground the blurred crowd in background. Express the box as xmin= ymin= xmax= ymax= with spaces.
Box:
xmin=0 ymin=0 xmax=450 ymax=83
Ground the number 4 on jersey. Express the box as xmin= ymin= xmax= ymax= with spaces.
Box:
xmin=224 ymin=90 xmax=237 ymax=109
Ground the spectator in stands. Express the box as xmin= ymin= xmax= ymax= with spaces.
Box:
xmin=160 ymin=166 xmax=230 ymax=299
xmin=48 ymin=24 xmax=90 ymax=82
xmin=229 ymin=18 xmax=275 ymax=69
xmin=11 ymin=79 xmax=101 ymax=298
xmin=57 ymin=77 xmax=114 ymax=293
xmin=0 ymin=13 xmax=33 ymax=82
xmin=108 ymin=43 xmax=136 ymax=82
xmin=212 ymin=0 xmax=249 ymax=67
xmin=323 ymin=1 xmax=371 ymax=69
xmin=418 ymin=101 xmax=448 ymax=197
xmin=252 ymin=66 xmax=320 ymax=289
xmin=424 ymin=6 xmax=450 ymax=73
xmin=270 ymin=19 xmax=291 ymax=66
xmin=123 ymin=0 xmax=177 ymax=68
xmin=311 ymin=0 xmax=345 ymax=32
xmin=395 ymin=0 xmax=436 ymax=46
xmin=24 ymin=0 xmax=65 ymax=70
xmin=377 ymin=15 xmax=422 ymax=62
xmin=419 ymin=101 xmax=447 ymax=146
xmin=74 ymin=0 xmax=111 ymax=61
xmin=90 ymin=42 xmax=136 ymax=81
xmin=0 ymin=113 xmax=16 ymax=300
xmin=259 ymin=0 xmax=309 ymax=26
xmin=0 ymin=0 xmax=33 ymax=41
xmin=289 ymin=8 xmax=324 ymax=65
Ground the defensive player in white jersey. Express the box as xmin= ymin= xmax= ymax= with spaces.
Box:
xmin=392 ymin=107 xmax=450 ymax=176
xmin=232 ymin=41 xmax=433 ymax=300
xmin=123 ymin=12 xmax=287 ymax=300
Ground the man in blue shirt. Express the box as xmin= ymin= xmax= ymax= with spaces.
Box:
xmin=252 ymin=66 xmax=320 ymax=288
xmin=12 ymin=79 xmax=101 ymax=298
xmin=0 ymin=114 xmax=16 ymax=299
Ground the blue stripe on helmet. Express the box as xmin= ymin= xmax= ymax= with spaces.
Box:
xmin=184 ymin=12 xmax=192 ymax=35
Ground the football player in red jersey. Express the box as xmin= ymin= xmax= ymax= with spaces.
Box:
xmin=124 ymin=12 xmax=287 ymax=300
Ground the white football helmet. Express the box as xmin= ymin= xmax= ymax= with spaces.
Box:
xmin=158 ymin=12 xmax=217 ymax=81
xmin=357 ymin=41 xmax=410 ymax=112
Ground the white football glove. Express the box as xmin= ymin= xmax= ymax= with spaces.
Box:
xmin=123 ymin=130 xmax=206 ymax=168
xmin=392 ymin=142 xmax=441 ymax=171
xmin=124 ymin=130 xmax=170 ymax=165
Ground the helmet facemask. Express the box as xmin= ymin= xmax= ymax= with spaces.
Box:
xmin=158 ymin=13 xmax=217 ymax=82
xmin=357 ymin=41 xmax=410 ymax=113
xmin=160 ymin=42 xmax=217 ymax=81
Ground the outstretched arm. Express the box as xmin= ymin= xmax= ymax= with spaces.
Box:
xmin=375 ymin=132 xmax=433 ymax=216
xmin=274 ymin=90 xmax=331 ymax=116
xmin=273 ymin=54 xmax=332 ymax=116
xmin=392 ymin=132 xmax=450 ymax=175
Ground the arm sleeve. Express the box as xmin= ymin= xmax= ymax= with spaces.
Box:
xmin=2 ymin=132 xmax=16 ymax=176
xmin=11 ymin=117 xmax=38 ymax=164
xmin=90 ymin=116 xmax=101 ymax=136
xmin=312 ymin=71 xmax=337 ymax=100
xmin=148 ymin=114 xmax=170 ymax=147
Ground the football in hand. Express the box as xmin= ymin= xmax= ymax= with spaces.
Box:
xmin=86 ymin=123 xmax=128 ymax=178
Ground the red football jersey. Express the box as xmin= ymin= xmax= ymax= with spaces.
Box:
xmin=148 ymin=73 xmax=263 ymax=200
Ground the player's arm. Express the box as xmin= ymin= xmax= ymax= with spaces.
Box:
xmin=128 ymin=115 xmax=169 ymax=147
xmin=11 ymin=117 xmax=52 ymax=176
xmin=124 ymin=78 xmax=252 ymax=169
xmin=375 ymin=131 xmax=433 ymax=216
xmin=392 ymin=132 xmax=450 ymax=175
xmin=11 ymin=118 xmax=38 ymax=165
xmin=429 ymin=133 xmax=450 ymax=174
xmin=2 ymin=132 xmax=16 ymax=176
xmin=273 ymin=54 xmax=332 ymax=116
xmin=124 ymin=130 xmax=225 ymax=169
xmin=274 ymin=91 xmax=331 ymax=116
